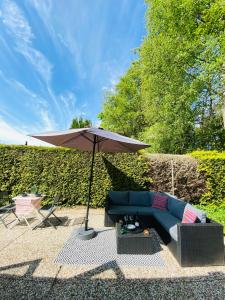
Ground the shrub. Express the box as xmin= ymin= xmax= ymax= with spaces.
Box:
xmin=191 ymin=151 xmax=225 ymax=207
xmin=143 ymin=153 xmax=206 ymax=202
xmin=0 ymin=145 xmax=149 ymax=207
xmin=195 ymin=204 xmax=225 ymax=232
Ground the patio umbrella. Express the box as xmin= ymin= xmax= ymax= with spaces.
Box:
xmin=30 ymin=127 xmax=149 ymax=239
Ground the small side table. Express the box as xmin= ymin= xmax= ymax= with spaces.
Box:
xmin=13 ymin=194 xmax=45 ymax=228
xmin=116 ymin=223 xmax=156 ymax=255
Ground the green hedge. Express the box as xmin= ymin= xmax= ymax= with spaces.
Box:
xmin=0 ymin=145 xmax=150 ymax=207
xmin=1 ymin=146 xmax=225 ymax=209
xmin=191 ymin=151 xmax=225 ymax=207
xmin=144 ymin=153 xmax=205 ymax=203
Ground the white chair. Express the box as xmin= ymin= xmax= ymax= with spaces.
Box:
xmin=0 ymin=191 xmax=19 ymax=228
xmin=32 ymin=194 xmax=62 ymax=230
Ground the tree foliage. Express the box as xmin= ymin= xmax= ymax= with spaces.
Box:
xmin=70 ymin=116 xmax=92 ymax=129
xmin=99 ymin=0 xmax=225 ymax=153
xmin=99 ymin=62 xmax=147 ymax=138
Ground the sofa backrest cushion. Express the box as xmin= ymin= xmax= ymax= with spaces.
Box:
xmin=109 ymin=191 xmax=129 ymax=206
xmin=167 ymin=196 xmax=187 ymax=220
xmin=184 ymin=203 xmax=206 ymax=223
xmin=129 ymin=191 xmax=152 ymax=206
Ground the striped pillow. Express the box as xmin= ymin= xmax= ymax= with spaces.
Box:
xmin=182 ymin=209 xmax=197 ymax=223
xmin=152 ymin=193 xmax=168 ymax=210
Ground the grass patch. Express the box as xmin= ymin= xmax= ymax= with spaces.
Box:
xmin=195 ymin=204 xmax=225 ymax=233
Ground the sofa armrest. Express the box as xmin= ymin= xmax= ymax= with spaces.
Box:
xmin=177 ymin=220 xmax=224 ymax=240
xmin=105 ymin=195 xmax=110 ymax=211
xmin=176 ymin=221 xmax=224 ymax=266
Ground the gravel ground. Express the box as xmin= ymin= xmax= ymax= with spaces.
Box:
xmin=0 ymin=207 xmax=224 ymax=300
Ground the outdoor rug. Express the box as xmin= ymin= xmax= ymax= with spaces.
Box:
xmin=55 ymin=228 xmax=165 ymax=267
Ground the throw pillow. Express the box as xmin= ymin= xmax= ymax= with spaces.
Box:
xmin=182 ymin=209 xmax=197 ymax=224
xmin=152 ymin=193 xmax=168 ymax=210
xmin=184 ymin=203 xmax=206 ymax=223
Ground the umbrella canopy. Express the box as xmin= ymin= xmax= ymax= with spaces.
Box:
xmin=30 ymin=127 xmax=149 ymax=239
xmin=30 ymin=127 xmax=149 ymax=152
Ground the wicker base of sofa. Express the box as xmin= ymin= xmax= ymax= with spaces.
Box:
xmin=104 ymin=211 xmax=224 ymax=267
xmin=150 ymin=218 xmax=225 ymax=267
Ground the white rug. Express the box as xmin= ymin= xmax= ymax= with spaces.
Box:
xmin=55 ymin=228 xmax=165 ymax=267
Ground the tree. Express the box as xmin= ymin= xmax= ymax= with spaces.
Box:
xmin=99 ymin=0 xmax=225 ymax=153
xmin=70 ymin=117 xmax=92 ymax=129
xmin=98 ymin=61 xmax=147 ymax=138
xmin=140 ymin=0 xmax=225 ymax=153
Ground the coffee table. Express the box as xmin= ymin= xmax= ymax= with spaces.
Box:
xmin=116 ymin=223 xmax=158 ymax=255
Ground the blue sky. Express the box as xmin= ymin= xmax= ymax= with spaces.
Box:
xmin=0 ymin=0 xmax=146 ymax=145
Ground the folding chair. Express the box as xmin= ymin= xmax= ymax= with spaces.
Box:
xmin=32 ymin=194 xmax=62 ymax=230
xmin=0 ymin=191 xmax=19 ymax=228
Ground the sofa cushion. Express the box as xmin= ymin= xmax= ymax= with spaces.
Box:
xmin=109 ymin=191 xmax=129 ymax=206
xmin=182 ymin=208 xmax=197 ymax=223
xmin=167 ymin=196 xmax=187 ymax=220
xmin=152 ymin=193 xmax=168 ymax=210
xmin=129 ymin=191 xmax=152 ymax=206
xmin=184 ymin=203 xmax=206 ymax=223
xmin=135 ymin=206 xmax=160 ymax=216
xmin=154 ymin=211 xmax=180 ymax=238
xmin=108 ymin=205 xmax=138 ymax=215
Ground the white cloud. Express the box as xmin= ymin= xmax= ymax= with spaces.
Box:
xmin=0 ymin=117 xmax=26 ymax=144
xmin=0 ymin=117 xmax=51 ymax=146
xmin=17 ymin=45 xmax=52 ymax=82
xmin=1 ymin=0 xmax=33 ymax=44
xmin=0 ymin=70 xmax=56 ymax=131
xmin=39 ymin=110 xmax=55 ymax=132
xmin=0 ymin=0 xmax=52 ymax=83
xmin=28 ymin=0 xmax=87 ymax=79
xmin=60 ymin=91 xmax=76 ymax=109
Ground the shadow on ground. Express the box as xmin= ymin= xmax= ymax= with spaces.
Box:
xmin=13 ymin=216 xmax=81 ymax=229
xmin=0 ymin=259 xmax=224 ymax=300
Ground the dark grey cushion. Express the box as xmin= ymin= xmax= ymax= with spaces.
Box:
xmin=109 ymin=191 xmax=129 ymax=206
xmin=184 ymin=203 xmax=206 ymax=223
xmin=135 ymin=206 xmax=160 ymax=216
xmin=154 ymin=211 xmax=181 ymax=237
xmin=129 ymin=191 xmax=152 ymax=206
xmin=108 ymin=205 xmax=138 ymax=215
xmin=167 ymin=196 xmax=187 ymax=220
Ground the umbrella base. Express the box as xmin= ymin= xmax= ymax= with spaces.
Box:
xmin=76 ymin=227 xmax=96 ymax=240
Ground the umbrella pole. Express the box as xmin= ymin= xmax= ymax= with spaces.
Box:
xmin=85 ymin=135 xmax=97 ymax=231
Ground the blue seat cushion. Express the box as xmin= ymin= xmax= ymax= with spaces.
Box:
xmin=129 ymin=191 xmax=153 ymax=206
xmin=154 ymin=211 xmax=180 ymax=240
xmin=167 ymin=196 xmax=187 ymax=220
xmin=108 ymin=205 xmax=138 ymax=215
xmin=109 ymin=191 xmax=129 ymax=206
xmin=135 ymin=206 xmax=160 ymax=216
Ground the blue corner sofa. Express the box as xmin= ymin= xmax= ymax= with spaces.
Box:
xmin=104 ymin=191 xmax=224 ymax=267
